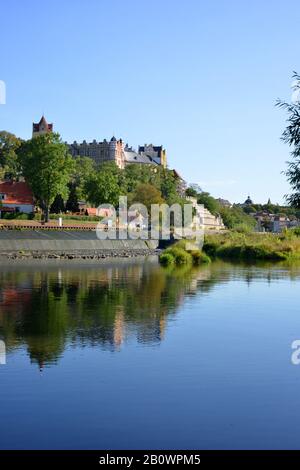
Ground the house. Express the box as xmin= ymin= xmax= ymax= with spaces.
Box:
xmin=0 ymin=181 xmax=34 ymax=216
xmin=216 ymin=198 xmax=232 ymax=208
xmin=85 ymin=207 xmax=114 ymax=218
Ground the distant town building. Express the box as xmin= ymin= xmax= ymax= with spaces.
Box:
xmin=244 ymin=195 xmax=253 ymax=205
xmin=254 ymin=212 xmax=300 ymax=233
xmin=216 ymin=198 xmax=232 ymax=208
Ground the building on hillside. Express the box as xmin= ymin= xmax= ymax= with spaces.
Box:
xmin=138 ymin=144 xmax=167 ymax=168
xmin=69 ymin=136 xmax=125 ymax=169
xmin=172 ymin=169 xmax=186 ymax=197
xmin=32 ymin=116 xmax=167 ymax=170
xmin=186 ymin=196 xmax=225 ymax=231
xmin=69 ymin=139 xmax=167 ymax=169
xmin=0 ymin=181 xmax=34 ymax=216
xmin=216 ymin=198 xmax=232 ymax=208
xmin=124 ymin=144 xmax=166 ymax=167
xmin=32 ymin=116 xmax=53 ymax=137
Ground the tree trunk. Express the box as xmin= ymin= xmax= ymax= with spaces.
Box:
xmin=44 ymin=206 xmax=50 ymax=223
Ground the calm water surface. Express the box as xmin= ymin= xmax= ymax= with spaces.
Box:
xmin=0 ymin=257 xmax=300 ymax=449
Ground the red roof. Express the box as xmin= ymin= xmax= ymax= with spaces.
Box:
xmin=86 ymin=208 xmax=97 ymax=216
xmin=0 ymin=181 xmax=34 ymax=205
xmin=32 ymin=115 xmax=53 ymax=132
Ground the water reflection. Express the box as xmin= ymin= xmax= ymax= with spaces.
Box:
xmin=0 ymin=259 xmax=300 ymax=369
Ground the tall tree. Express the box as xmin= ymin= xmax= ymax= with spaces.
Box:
xmin=18 ymin=133 xmax=74 ymax=221
xmin=66 ymin=157 xmax=95 ymax=212
xmin=129 ymin=183 xmax=165 ymax=211
xmin=84 ymin=162 xmax=123 ymax=207
xmin=277 ymin=72 xmax=300 ymax=207
xmin=0 ymin=131 xmax=22 ymax=179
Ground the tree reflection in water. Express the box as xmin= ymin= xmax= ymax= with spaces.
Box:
xmin=0 ymin=259 xmax=298 ymax=369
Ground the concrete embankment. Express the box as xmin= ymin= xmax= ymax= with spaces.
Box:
xmin=0 ymin=230 xmax=159 ymax=259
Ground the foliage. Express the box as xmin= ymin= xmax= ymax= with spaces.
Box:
xmin=50 ymin=194 xmax=65 ymax=213
xmin=197 ymin=191 xmax=220 ymax=215
xmin=190 ymin=250 xmax=211 ymax=265
xmin=185 ymin=186 xmax=199 ymax=198
xmin=277 ymin=72 xmax=300 ymax=207
xmin=129 ymin=183 xmax=164 ymax=211
xmin=159 ymin=252 xmax=175 ymax=266
xmin=124 ymin=164 xmax=184 ymax=205
xmin=1 ymin=212 xmax=34 ymax=220
xmin=160 ymin=240 xmax=211 ymax=266
xmin=83 ymin=161 xmax=124 ymax=207
xmin=18 ymin=133 xmax=74 ymax=221
xmin=0 ymin=131 xmax=22 ymax=179
xmin=204 ymin=231 xmax=300 ymax=261
xmin=219 ymin=205 xmax=256 ymax=230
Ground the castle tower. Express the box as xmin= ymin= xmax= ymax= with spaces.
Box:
xmin=32 ymin=116 xmax=53 ymax=137
xmin=109 ymin=136 xmax=125 ymax=169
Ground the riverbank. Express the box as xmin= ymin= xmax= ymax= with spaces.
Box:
xmin=203 ymin=230 xmax=300 ymax=261
xmin=0 ymin=248 xmax=160 ymax=260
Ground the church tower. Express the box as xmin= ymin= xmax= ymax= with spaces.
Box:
xmin=32 ymin=116 xmax=53 ymax=137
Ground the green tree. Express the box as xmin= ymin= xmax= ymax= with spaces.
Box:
xmin=0 ymin=131 xmax=22 ymax=179
xmin=277 ymin=72 xmax=300 ymax=207
xmin=66 ymin=157 xmax=95 ymax=211
xmin=18 ymin=133 xmax=74 ymax=222
xmin=185 ymin=186 xmax=198 ymax=198
xmin=197 ymin=192 xmax=220 ymax=215
xmin=220 ymin=205 xmax=256 ymax=230
xmin=129 ymin=183 xmax=165 ymax=211
xmin=50 ymin=194 xmax=65 ymax=213
xmin=84 ymin=161 xmax=123 ymax=207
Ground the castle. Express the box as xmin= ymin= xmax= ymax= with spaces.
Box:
xmin=32 ymin=116 xmax=167 ymax=169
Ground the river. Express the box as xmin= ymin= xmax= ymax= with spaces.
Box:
xmin=0 ymin=258 xmax=300 ymax=449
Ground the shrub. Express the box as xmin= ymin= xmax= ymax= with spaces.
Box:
xmin=2 ymin=212 xmax=34 ymax=220
xmin=191 ymin=250 xmax=211 ymax=265
xmin=159 ymin=252 xmax=175 ymax=266
xmin=164 ymin=245 xmax=193 ymax=265
xmin=291 ymin=227 xmax=300 ymax=237
xmin=169 ymin=247 xmax=193 ymax=265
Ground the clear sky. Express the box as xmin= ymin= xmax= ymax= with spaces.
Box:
xmin=0 ymin=0 xmax=299 ymax=204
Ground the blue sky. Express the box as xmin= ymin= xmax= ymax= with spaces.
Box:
xmin=0 ymin=0 xmax=299 ymax=204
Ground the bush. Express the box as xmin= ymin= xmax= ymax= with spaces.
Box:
xmin=191 ymin=250 xmax=211 ymax=265
xmin=168 ymin=247 xmax=193 ymax=265
xmin=159 ymin=252 xmax=175 ymax=266
xmin=1 ymin=212 xmax=34 ymax=220
xmin=49 ymin=213 xmax=103 ymax=222
xmin=291 ymin=227 xmax=300 ymax=237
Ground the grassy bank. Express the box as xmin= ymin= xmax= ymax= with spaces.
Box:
xmin=204 ymin=229 xmax=300 ymax=261
xmin=159 ymin=229 xmax=300 ymax=265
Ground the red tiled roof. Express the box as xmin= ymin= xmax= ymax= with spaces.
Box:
xmin=86 ymin=208 xmax=97 ymax=216
xmin=0 ymin=181 xmax=34 ymax=205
